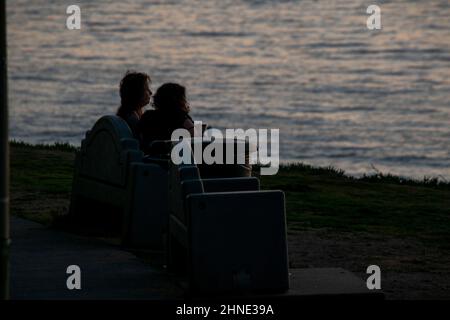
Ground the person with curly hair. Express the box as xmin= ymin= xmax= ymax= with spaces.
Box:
xmin=139 ymin=82 xmax=195 ymax=152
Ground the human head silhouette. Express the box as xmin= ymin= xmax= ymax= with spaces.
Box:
xmin=152 ymin=83 xmax=190 ymax=113
xmin=117 ymin=71 xmax=152 ymax=118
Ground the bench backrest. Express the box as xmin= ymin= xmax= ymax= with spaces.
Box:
xmin=169 ymin=163 xmax=260 ymax=224
xmin=77 ymin=115 xmax=143 ymax=187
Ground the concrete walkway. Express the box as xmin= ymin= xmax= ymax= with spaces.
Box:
xmin=9 ymin=217 xmax=382 ymax=300
xmin=10 ymin=217 xmax=182 ymax=300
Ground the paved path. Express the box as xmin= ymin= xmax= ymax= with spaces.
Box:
xmin=9 ymin=217 xmax=382 ymax=300
xmin=10 ymin=217 xmax=182 ymax=300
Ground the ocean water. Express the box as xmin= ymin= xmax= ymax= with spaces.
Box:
xmin=7 ymin=0 xmax=450 ymax=179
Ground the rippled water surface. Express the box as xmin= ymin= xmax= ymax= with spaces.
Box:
xmin=7 ymin=0 xmax=450 ymax=178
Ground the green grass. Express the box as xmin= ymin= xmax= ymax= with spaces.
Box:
xmin=11 ymin=141 xmax=75 ymax=193
xmin=9 ymin=141 xmax=450 ymax=249
xmin=10 ymin=140 xmax=79 ymax=152
xmin=258 ymin=163 xmax=450 ymax=248
xmin=10 ymin=142 xmax=76 ymax=224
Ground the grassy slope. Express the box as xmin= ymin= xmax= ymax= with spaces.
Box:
xmin=259 ymin=166 xmax=450 ymax=249
xmin=10 ymin=142 xmax=450 ymax=249
xmin=10 ymin=143 xmax=75 ymax=225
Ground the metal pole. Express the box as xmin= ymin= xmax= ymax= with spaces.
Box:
xmin=0 ymin=0 xmax=10 ymax=300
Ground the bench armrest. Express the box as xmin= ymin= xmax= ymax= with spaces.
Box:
xmin=185 ymin=190 xmax=289 ymax=293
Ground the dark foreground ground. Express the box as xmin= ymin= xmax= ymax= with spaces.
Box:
xmin=10 ymin=217 xmax=182 ymax=300
xmin=9 ymin=142 xmax=450 ymax=299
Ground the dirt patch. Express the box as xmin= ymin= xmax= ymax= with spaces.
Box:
xmin=287 ymin=226 xmax=450 ymax=299
xmin=10 ymin=190 xmax=70 ymax=225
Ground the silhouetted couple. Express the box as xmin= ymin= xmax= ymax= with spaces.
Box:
xmin=116 ymin=71 xmax=195 ymax=153
xmin=115 ymin=71 xmax=252 ymax=177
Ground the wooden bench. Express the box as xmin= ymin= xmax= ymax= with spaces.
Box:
xmin=68 ymin=116 xmax=383 ymax=299
xmin=69 ymin=115 xmax=168 ymax=249
xmin=167 ymin=163 xmax=290 ymax=294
